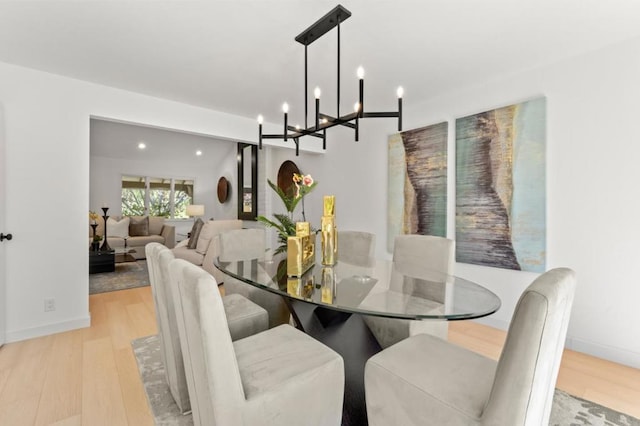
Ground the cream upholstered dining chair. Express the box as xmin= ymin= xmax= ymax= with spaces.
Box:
xmin=363 ymin=234 xmax=454 ymax=348
xmin=365 ymin=268 xmax=577 ymax=426
xmin=169 ymin=258 xmax=345 ymax=426
xmin=218 ymin=228 xmax=290 ymax=328
xmin=337 ymin=230 xmax=376 ymax=266
xmin=145 ymin=243 xmax=269 ymax=413
xmin=335 ymin=230 xmax=376 ymax=277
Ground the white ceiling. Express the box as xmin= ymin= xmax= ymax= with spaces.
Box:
xmin=89 ymin=118 xmax=232 ymax=162
xmin=2 ymin=0 xmax=640 ymax=127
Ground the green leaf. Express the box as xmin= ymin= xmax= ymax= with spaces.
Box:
xmin=267 ymin=179 xmax=295 ymax=212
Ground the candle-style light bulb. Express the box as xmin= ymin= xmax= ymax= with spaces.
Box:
xmin=397 ymin=86 xmax=404 ymax=98
xmin=354 ymin=102 xmax=360 ymax=112
xmin=257 ymin=114 xmax=263 ymax=124
xmin=357 ymin=66 xmax=365 ymax=79
xmin=282 ymin=102 xmax=289 ymax=113
xmin=314 ymin=87 xmax=321 ymax=99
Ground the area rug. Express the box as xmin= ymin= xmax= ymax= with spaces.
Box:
xmin=131 ymin=334 xmax=640 ymax=426
xmin=89 ymin=260 xmax=149 ymax=294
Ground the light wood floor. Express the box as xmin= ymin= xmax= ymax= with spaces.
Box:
xmin=0 ymin=286 xmax=638 ymax=425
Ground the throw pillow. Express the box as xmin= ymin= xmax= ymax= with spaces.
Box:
xmin=129 ymin=216 xmax=149 ymax=236
xmin=195 ymin=221 xmax=215 ymax=254
xmin=148 ymin=216 xmax=164 ymax=235
xmin=187 ymin=218 xmax=204 ymax=249
xmin=107 ymin=217 xmax=130 ymax=239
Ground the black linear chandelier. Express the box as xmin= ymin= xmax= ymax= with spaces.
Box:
xmin=257 ymin=4 xmax=403 ymax=156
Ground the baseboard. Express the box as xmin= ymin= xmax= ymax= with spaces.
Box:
xmin=6 ymin=314 xmax=91 ymax=343
xmin=471 ymin=315 xmax=510 ymax=331
xmin=472 ymin=317 xmax=640 ymax=370
xmin=566 ymin=337 xmax=640 ymax=370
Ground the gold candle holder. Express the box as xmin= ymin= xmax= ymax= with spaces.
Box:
xmin=321 ymin=195 xmax=338 ymax=265
xmin=287 ymin=221 xmax=315 ymax=277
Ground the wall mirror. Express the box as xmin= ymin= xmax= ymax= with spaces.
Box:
xmin=237 ymin=143 xmax=257 ymax=220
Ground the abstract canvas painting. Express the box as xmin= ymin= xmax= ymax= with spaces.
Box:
xmin=388 ymin=122 xmax=448 ymax=252
xmin=456 ymin=98 xmax=546 ymax=272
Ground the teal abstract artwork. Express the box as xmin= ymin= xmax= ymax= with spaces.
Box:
xmin=388 ymin=122 xmax=448 ymax=252
xmin=456 ymin=98 xmax=546 ymax=272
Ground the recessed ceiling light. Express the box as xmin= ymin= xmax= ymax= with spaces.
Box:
xmin=138 ymin=142 xmax=146 ymax=150
xmin=196 ymin=150 xmax=203 ymax=156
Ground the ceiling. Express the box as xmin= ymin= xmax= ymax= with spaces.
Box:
xmin=2 ymin=0 xmax=640 ymax=127
xmin=89 ymin=118 xmax=233 ymax=162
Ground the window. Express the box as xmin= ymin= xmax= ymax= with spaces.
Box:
xmin=121 ymin=176 xmax=146 ymax=216
xmin=121 ymin=175 xmax=194 ymax=219
xmin=174 ymin=179 xmax=194 ymax=219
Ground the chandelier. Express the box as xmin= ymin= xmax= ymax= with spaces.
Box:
xmin=257 ymin=4 xmax=403 ymax=155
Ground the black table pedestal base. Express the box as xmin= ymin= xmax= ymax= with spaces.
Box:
xmin=313 ymin=306 xmax=352 ymax=327
xmin=288 ymin=300 xmax=381 ymax=426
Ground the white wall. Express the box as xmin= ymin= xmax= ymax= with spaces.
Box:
xmin=265 ymin=37 xmax=640 ymax=368
xmin=0 ymin=61 xmax=268 ymax=342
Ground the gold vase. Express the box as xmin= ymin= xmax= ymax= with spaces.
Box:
xmin=321 ymin=195 xmax=337 ymax=265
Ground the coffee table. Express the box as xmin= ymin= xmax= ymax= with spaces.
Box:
xmin=114 ymin=247 xmax=138 ymax=263
xmin=89 ymin=247 xmax=138 ymax=274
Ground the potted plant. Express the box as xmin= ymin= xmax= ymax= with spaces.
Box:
xmin=257 ymin=173 xmax=317 ymax=256
xmin=92 ymin=235 xmax=103 ymax=251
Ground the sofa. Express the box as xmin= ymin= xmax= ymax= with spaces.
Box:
xmin=91 ymin=215 xmax=175 ymax=259
xmin=171 ymin=219 xmax=242 ymax=284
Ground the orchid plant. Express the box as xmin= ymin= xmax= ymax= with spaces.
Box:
xmin=89 ymin=210 xmax=99 ymax=224
xmin=257 ymin=173 xmax=317 ymax=255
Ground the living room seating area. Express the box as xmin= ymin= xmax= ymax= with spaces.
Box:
xmin=91 ymin=215 xmax=175 ymax=259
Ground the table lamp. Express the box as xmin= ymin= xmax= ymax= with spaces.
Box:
xmin=186 ymin=204 xmax=204 ymax=219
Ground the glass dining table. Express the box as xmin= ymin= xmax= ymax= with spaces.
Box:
xmin=215 ymin=256 xmax=501 ymax=324
xmin=215 ymin=254 xmax=501 ymax=426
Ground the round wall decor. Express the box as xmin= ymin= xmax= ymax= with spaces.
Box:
xmin=277 ymin=160 xmax=300 ymax=194
xmin=217 ymin=177 xmax=229 ymax=203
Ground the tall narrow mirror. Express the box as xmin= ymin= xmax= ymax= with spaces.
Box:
xmin=237 ymin=143 xmax=258 ymax=220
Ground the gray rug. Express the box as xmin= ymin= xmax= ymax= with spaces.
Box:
xmin=132 ymin=334 xmax=640 ymax=426
xmin=89 ymin=260 xmax=149 ymax=294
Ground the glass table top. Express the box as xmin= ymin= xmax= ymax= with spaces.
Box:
xmin=214 ymin=256 xmax=501 ymax=321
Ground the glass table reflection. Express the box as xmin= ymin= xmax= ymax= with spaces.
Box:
xmin=214 ymin=257 xmax=501 ymax=322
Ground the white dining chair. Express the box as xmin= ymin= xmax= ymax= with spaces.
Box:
xmin=335 ymin=230 xmax=376 ymax=278
xmin=169 ymin=258 xmax=345 ymax=425
xmin=363 ymin=234 xmax=454 ymax=348
xmin=365 ymin=268 xmax=577 ymax=426
xmin=145 ymin=242 xmax=269 ymax=413
xmin=337 ymin=230 xmax=376 ymax=267
xmin=218 ymin=228 xmax=290 ymax=328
